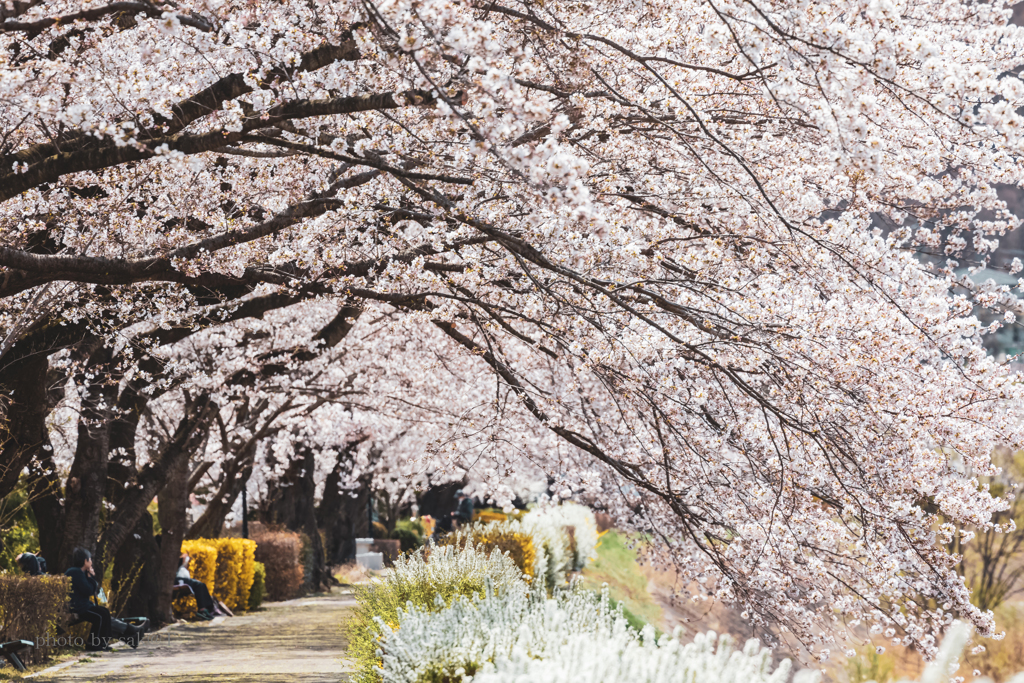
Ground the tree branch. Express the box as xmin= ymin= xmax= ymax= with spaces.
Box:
xmin=1 ymin=88 xmax=442 ymax=200
xmin=2 ymin=2 xmax=213 ymax=35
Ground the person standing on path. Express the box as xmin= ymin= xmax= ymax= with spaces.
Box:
xmin=453 ymin=490 xmax=474 ymax=529
xmin=429 ymin=490 xmax=475 ymax=541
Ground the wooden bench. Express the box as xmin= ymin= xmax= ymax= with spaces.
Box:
xmin=172 ymin=583 xmax=194 ymax=599
xmin=1 ymin=640 xmax=33 ymax=672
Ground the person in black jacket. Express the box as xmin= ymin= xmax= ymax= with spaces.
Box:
xmin=65 ymin=548 xmax=112 ymax=651
xmin=64 ymin=548 xmax=146 ymax=650
xmin=452 ymin=490 xmax=474 ymax=527
xmin=15 ymin=551 xmax=46 ymax=575
xmin=430 ymin=490 xmax=476 ymax=542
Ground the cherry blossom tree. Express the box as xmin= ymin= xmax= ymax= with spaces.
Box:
xmin=4 ymin=0 xmax=1024 ymax=656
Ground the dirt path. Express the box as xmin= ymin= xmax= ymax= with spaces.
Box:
xmin=33 ymin=592 xmax=355 ymax=683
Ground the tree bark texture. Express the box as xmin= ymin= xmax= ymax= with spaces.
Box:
xmin=110 ymin=511 xmax=162 ymax=622
xmin=155 ymin=444 xmax=189 ymax=624
xmin=0 ymin=354 xmax=51 ymax=503
xmin=58 ymin=343 xmax=116 ymax=572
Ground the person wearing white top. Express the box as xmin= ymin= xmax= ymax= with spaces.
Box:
xmin=176 ymin=553 xmax=219 ymax=620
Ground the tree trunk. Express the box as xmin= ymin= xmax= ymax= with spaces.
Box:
xmin=155 ymin=443 xmax=189 ymax=624
xmin=0 ymin=318 xmax=89 ymax=503
xmin=58 ymin=344 xmax=116 ymax=572
xmin=263 ymin=447 xmax=329 ymax=590
xmin=24 ymin=366 xmax=69 ymax=571
xmin=298 ymin=448 xmax=328 ymax=591
xmin=98 ymin=394 xmax=212 ymax=569
xmin=110 ymin=511 xmax=162 ymax=621
xmin=0 ymin=354 xmax=52 ymax=503
xmin=105 ymin=377 xmax=149 ymax=499
xmin=319 ymin=466 xmax=370 ymax=564
xmin=26 ymin=449 xmax=65 ymax=571
xmin=262 ymin=454 xmax=305 ymax=530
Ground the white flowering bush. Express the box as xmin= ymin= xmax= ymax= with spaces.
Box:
xmin=443 ymin=518 xmax=550 ymax=587
xmin=523 ymin=502 xmax=600 ymax=572
xmin=392 ymin=543 xmax=526 ymax=593
xmin=379 ymin=583 xmax=810 ymax=683
xmin=518 ymin=509 xmax=572 ymax=588
xmin=446 ymin=503 xmax=599 ymax=591
xmin=348 ymin=543 xmax=527 ymax=683
xmin=472 ymin=629 xmax=811 ymax=683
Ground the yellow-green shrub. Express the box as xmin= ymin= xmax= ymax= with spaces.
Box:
xmin=203 ymin=538 xmax=257 ymax=612
xmin=248 ymin=561 xmax=266 ymax=611
xmin=210 ymin=538 xmax=241 ymax=610
xmin=181 ymin=540 xmax=218 ymax=585
xmin=474 ymin=509 xmax=508 ymax=523
xmin=235 ymin=539 xmax=257 ymax=610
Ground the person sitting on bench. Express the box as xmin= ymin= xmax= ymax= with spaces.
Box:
xmin=65 ymin=548 xmax=113 ymax=652
xmin=176 ymin=553 xmax=220 ymax=620
xmin=65 ymin=548 xmax=145 ymax=650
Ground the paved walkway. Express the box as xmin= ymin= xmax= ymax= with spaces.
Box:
xmin=35 ymin=592 xmax=356 ymax=683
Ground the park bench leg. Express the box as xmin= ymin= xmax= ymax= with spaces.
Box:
xmin=2 ymin=651 xmax=27 ymax=672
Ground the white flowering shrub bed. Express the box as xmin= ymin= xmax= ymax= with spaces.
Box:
xmin=390 ymin=542 xmax=525 ymax=593
xmin=353 ymin=501 xmax=813 ymax=683
xmin=379 ymin=584 xmax=805 ymax=683
xmin=444 ymin=501 xmax=599 ymax=591
xmin=354 ymin=502 xmax=1010 ymax=683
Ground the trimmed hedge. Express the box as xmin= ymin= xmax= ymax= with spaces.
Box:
xmin=236 ymin=540 xmax=256 ymax=609
xmin=182 ymin=540 xmax=218 ymax=586
xmin=0 ymin=574 xmax=70 ymax=665
xmin=251 ymin=529 xmax=302 ymax=601
xmin=207 ymin=538 xmax=257 ymax=612
xmin=248 ymin=561 xmax=266 ymax=611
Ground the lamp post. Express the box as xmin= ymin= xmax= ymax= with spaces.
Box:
xmin=367 ymin=494 xmax=373 ymax=535
xmin=242 ymin=487 xmax=249 ymax=539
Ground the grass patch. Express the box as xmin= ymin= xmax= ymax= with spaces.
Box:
xmin=580 ymin=530 xmax=663 ymax=633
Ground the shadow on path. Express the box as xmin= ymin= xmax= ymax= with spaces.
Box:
xmin=35 ymin=592 xmax=356 ymax=683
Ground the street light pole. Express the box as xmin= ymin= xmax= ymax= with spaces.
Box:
xmin=367 ymin=494 xmax=373 ymax=536
xmin=242 ymin=487 xmax=249 ymax=539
